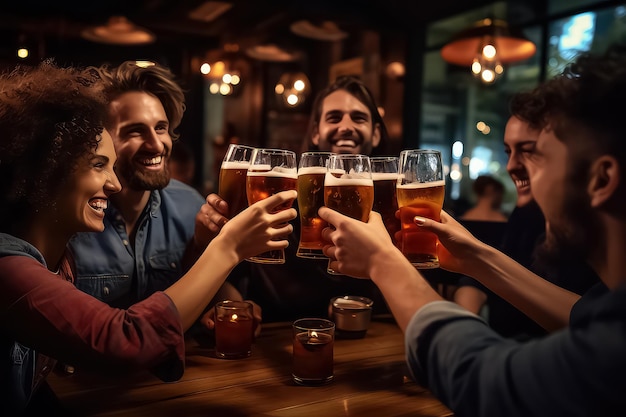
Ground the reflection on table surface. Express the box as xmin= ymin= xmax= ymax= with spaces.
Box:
xmin=49 ymin=316 xmax=454 ymax=417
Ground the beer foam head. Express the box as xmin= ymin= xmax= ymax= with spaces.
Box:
xmin=298 ymin=166 xmax=328 ymax=176
xmin=371 ymin=172 xmax=398 ymax=181
xmin=324 ymin=172 xmax=373 ymax=186
xmin=221 ymin=161 xmax=251 ymax=170
xmin=248 ymin=165 xmax=297 ymax=178
xmin=397 ymin=179 xmax=446 ymax=189
xmin=327 ymin=168 xmax=372 ymax=180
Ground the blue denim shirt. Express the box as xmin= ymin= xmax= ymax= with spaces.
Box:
xmin=69 ymin=180 xmax=205 ymax=308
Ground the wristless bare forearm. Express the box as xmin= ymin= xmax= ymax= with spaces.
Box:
xmin=467 ymin=245 xmax=580 ymax=331
xmin=166 ymin=237 xmax=240 ymax=330
xmin=370 ymin=250 xmax=443 ymax=332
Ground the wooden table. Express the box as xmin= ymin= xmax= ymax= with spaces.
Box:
xmin=49 ymin=316 xmax=453 ymax=417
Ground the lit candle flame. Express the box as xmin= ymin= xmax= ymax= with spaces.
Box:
xmin=310 ymin=330 xmax=318 ymax=338
xmin=230 ymin=313 xmax=238 ymax=322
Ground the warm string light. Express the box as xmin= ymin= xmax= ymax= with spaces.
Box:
xmin=275 ymin=72 xmax=310 ymax=108
xmin=200 ymin=59 xmax=241 ymax=96
xmin=17 ymin=34 xmax=29 ymax=59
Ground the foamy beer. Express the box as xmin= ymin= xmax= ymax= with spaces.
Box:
xmin=246 ymin=148 xmax=297 ymax=264
xmin=219 ymin=144 xmax=255 ymax=216
xmin=296 ymin=152 xmax=334 ymax=259
xmin=397 ymin=150 xmax=445 ymax=269
xmin=324 ymin=175 xmax=374 ymax=222
xmin=370 ymin=157 xmax=401 ymax=245
xmin=324 ymin=154 xmax=374 ymax=274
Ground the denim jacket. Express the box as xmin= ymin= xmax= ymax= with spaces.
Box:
xmin=69 ymin=180 xmax=205 ymax=308
xmin=0 ymin=234 xmax=57 ymax=415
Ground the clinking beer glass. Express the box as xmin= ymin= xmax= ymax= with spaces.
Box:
xmin=246 ymin=148 xmax=298 ymax=264
xmin=397 ymin=150 xmax=445 ymax=269
xmin=324 ymin=154 xmax=374 ymax=274
xmin=370 ymin=156 xmax=401 ymax=246
xmin=296 ymin=152 xmax=335 ymax=259
xmin=219 ymin=144 xmax=256 ymax=216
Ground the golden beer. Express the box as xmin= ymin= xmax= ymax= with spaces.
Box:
xmin=324 ymin=173 xmax=374 ymax=223
xmin=246 ymin=168 xmax=297 ymax=264
xmin=246 ymin=169 xmax=298 ymax=211
xmin=219 ymin=161 xmax=250 ymax=216
xmin=397 ymin=180 xmax=445 ymax=268
xmin=297 ymin=167 xmax=328 ymax=257
xmin=372 ymin=172 xmax=401 ymax=243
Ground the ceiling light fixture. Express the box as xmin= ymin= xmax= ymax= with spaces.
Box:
xmin=441 ymin=18 xmax=535 ymax=84
xmin=290 ymin=20 xmax=348 ymax=42
xmin=81 ymin=16 xmax=155 ymax=45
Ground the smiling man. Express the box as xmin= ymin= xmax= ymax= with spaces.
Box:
xmin=319 ymin=46 xmax=626 ymax=416
xmin=307 ymin=75 xmax=385 ymax=156
xmin=200 ymin=76 xmax=391 ymax=321
xmin=453 ymin=113 xmax=598 ymax=339
xmin=69 ymin=62 xmax=248 ymax=313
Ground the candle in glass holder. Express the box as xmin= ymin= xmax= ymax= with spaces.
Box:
xmin=292 ymin=318 xmax=334 ymax=385
xmin=214 ymin=300 xmax=254 ymax=359
xmin=330 ymin=296 xmax=373 ymax=339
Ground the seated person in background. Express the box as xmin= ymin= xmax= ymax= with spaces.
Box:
xmin=67 ymin=61 xmax=259 ymax=331
xmin=200 ymin=76 xmax=391 ymax=322
xmin=454 ymin=113 xmax=598 ymax=339
xmin=460 ymin=175 xmax=507 ymax=222
xmin=0 ymin=61 xmax=296 ymax=416
xmin=318 ymin=45 xmax=625 ymax=416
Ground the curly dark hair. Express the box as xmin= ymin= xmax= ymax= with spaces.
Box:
xmin=94 ymin=61 xmax=186 ymax=140
xmin=0 ymin=61 xmax=107 ymax=231
xmin=305 ymin=75 xmax=389 ymax=155
xmin=510 ymin=44 xmax=626 ymax=167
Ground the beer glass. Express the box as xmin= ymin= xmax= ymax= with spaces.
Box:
xmin=397 ymin=150 xmax=445 ymax=269
xmin=370 ymin=156 xmax=401 ymax=245
xmin=296 ymin=152 xmax=334 ymax=259
xmin=246 ymin=148 xmax=298 ymax=264
xmin=324 ymin=154 xmax=374 ymax=274
xmin=219 ymin=144 xmax=255 ymax=216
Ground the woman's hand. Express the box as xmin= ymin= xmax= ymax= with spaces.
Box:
xmin=414 ymin=210 xmax=487 ymax=274
xmin=217 ymin=190 xmax=297 ymax=262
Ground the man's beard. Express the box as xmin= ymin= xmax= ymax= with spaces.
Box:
xmin=534 ymin=180 xmax=600 ymax=268
xmin=116 ymin=158 xmax=171 ymax=191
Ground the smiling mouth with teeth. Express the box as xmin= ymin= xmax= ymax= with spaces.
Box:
xmin=515 ymin=179 xmax=530 ymax=189
xmin=89 ymin=199 xmax=108 ymax=212
xmin=333 ymin=139 xmax=358 ymax=148
xmin=140 ymin=155 xmax=163 ymax=166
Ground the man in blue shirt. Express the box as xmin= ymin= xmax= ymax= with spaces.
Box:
xmin=69 ymin=62 xmax=252 ymax=322
xmin=318 ymin=46 xmax=626 ymax=415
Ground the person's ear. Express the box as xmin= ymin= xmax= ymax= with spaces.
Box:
xmin=371 ymin=123 xmax=382 ymax=149
xmin=588 ymin=155 xmax=620 ymax=208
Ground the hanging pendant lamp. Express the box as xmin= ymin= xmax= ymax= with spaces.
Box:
xmin=441 ymin=18 xmax=536 ymax=84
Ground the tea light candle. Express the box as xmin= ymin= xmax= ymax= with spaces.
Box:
xmin=331 ymin=296 xmax=373 ymax=339
xmin=292 ymin=319 xmax=335 ymax=385
xmin=214 ymin=301 xmax=254 ymax=359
